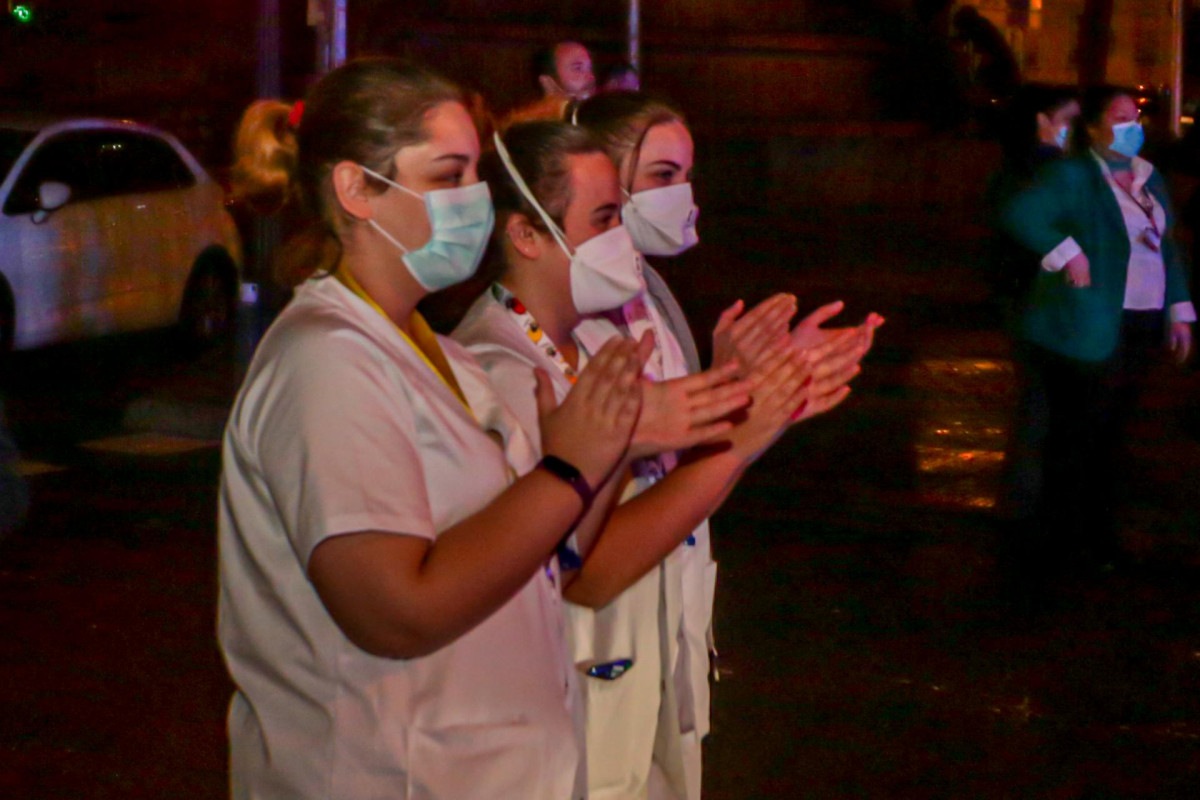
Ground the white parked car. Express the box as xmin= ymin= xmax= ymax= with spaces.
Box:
xmin=0 ymin=116 xmax=242 ymax=352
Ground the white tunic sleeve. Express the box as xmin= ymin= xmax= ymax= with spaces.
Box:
xmin=239 ymin=321 xmax=436 ymax=565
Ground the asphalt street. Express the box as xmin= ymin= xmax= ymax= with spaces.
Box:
xmin=3 ymin=213 xmax=1200 ymax=798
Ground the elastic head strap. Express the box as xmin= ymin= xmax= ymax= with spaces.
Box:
xmin=492 ymin=131 xmax=573 ymax=256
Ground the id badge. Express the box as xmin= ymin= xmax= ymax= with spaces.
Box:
xmin=579 ymin=658 xmax=633 ymax=681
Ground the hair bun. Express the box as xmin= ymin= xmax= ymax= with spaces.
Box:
xmin=231 ymin=100 xmax=300 ymax=216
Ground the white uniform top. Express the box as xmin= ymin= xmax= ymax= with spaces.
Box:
xmin=218 ymin=277 xmax=578 ymax=800
xmin=453 ymin=289 xmax=714 ymax=800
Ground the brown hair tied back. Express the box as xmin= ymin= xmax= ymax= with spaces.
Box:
xmin=230 ymin=58 xmax=464 ymax=285
xmin=474 ymin=121 xmax=604 ymax=286
xmin=573 ymin=92 xmax=685 ymax=188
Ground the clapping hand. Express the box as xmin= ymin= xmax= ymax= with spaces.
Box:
xmin=712 ymin=294 xmax=797 ymax=375
xmin=630 ymin=360 xmax=752 ymax=458
xmin=537 ymin=333 xmax=653 ymax=489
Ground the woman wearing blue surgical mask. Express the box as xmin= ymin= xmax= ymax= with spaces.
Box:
xmin=1002 ymin=85 xmax=1195 ymax=581
xmin=219 ymin=59 xmax=650 ymax=800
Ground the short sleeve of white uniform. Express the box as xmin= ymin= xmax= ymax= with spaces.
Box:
xmin=468 ymin=347 xmax=544 ymax=457
xmin=237 ymin=317 xmax=435 ymax=566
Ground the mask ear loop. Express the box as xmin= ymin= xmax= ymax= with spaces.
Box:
xmin=360 ymin=164 xmax=427 ymax=254
xmin=492 ymin=131 xmax=574 ymax=258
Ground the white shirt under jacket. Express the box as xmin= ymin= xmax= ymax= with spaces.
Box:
xmin=453 ymin=289 xmax=714 ymax=800
xmin=218 ymin=277 xmax=577 ymax=800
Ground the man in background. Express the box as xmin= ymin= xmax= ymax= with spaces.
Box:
xmin=534 ymin=41 xmax=596 ymax=101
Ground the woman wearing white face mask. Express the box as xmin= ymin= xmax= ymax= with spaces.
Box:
xmin=452 ymin=121 xmax=862 ymax=800
xmin=573 ymin=93 xmax=883 ymax=799
xmin=219 ymin=60 xmax=651 ymax=800
xmin=1002 ymin=85 xmax=1195 ymax=577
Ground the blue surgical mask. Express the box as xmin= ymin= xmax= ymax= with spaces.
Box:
xmin=1109 ymin=121 xmax=1144 ymax=159
xmin=361 ymin=166 xmax=495 ymax=291
xmin=1054 ymin=124 xmax=1070 ymax=150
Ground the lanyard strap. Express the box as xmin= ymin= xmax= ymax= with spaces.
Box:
xmin=491 ymin=283 xmax=581 ymax=384
xmin=335 ymin=268 xmax=475 ymax=418
xmin=1115 ymin=182 xmax=1161 ymax=235
xmin=1097 ymin=154 xmax=1161 ymax=235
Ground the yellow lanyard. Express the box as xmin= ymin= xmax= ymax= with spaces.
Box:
xmin=335 ymin=267 xmax=475 ymax=418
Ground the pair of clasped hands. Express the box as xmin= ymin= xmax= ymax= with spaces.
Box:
xmin=537 ymin=296 xmax=885 ymax=492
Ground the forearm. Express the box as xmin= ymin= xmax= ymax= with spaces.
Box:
xmin=310 ymin=469 xmax=583 ymax=659
xmin=564 ymin=449 xmax=744 ymax=609
xmin=570 ymin=464 xmax=631 ymax=558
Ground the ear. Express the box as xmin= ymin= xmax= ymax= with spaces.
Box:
xmin=504 ymin=213 xmax=545 ymax=260
xmin=331 ymin=161 xmax=374 ymax=221
xmin=538 ymin=74 xmax=562 ymax=97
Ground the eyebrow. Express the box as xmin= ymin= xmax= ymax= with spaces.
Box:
xmin=645 ymin=159 xmax=682 ymax=171
xmin=432 ymin=154 xmax=470 ymax=165
xmin=592 ymin=202 xmax=620 ymax=216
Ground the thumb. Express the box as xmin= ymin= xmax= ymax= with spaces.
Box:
xmin=636 ymin=330 xmax=656 ymax=369
xmin=713 ymin=299 xmax=745 ymax=336
xmin=534 ymin=369 xmax=558 ymax=419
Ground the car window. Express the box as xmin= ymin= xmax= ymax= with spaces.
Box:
xmin=0 ymin=129 xmax=36 ymax=187
xmin=3 ymin=129 xmax=196 ymax=216
xmin=123 ymin=133 xmax=196 ymax=193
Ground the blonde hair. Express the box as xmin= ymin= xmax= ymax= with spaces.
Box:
xmin=231 ymin=58 xmax=463 ymax=285
xmin=231 ymin=100 xmax=298 ymax=215
xmin=574 ymin=92 xmax=685 ymax=187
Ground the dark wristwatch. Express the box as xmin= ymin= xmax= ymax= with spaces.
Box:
xmin=536 ymin=455 xmax=594 ymax=510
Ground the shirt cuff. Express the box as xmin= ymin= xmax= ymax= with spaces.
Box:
xmin=1041 ymin=237 xmax=1082 ymax=272
xmin=1170 ymin=302 xmax=1197 ymax=324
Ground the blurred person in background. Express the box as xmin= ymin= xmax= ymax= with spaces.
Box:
xmin=987 ymin=84 xmax=1080 ymax=594
xmin=536 ymin=41 xmax=597 ymax=102
xmin=1002 ymin=85 xmax=1195 ymax=577
xmin=219 ymin=58 xmax=649 ymax=799
xmin=503 ymin=42 xmax=597 ymax=130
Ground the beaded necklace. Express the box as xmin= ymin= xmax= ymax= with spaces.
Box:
xmin=491 ymin=282 xmax=582 ymax=383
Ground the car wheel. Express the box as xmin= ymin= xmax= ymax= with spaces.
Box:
xmin=179 ymin=250 xmax=237 ymax=351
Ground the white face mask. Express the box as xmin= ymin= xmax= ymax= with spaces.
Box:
xmin=621 ymin=182 xmax=700 ymax=257
xmin=493 ymin=131 xmax=644 ymax=314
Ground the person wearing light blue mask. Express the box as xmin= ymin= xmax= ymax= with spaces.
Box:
xmin=986 ymin=85 xmax=1079 ymax=543
xmin=1001 ymin=85 xmax=1195 ymax=582
xmin=359 ymin=164 xmax=494 ymax=291
xmin=219 ymin=58 xmax=652 ymax=800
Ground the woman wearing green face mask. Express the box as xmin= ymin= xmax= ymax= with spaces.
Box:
xmin=219 ymin=59 xmax=651 ymax=800
xmin=1002 ymin=85 xmax=1195 ymax=577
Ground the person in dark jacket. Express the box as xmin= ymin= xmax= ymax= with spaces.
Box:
xmin=1001 ymin=86 xmax=1194 ymax=574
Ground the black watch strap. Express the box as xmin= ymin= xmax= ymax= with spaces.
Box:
xmin=537 ymin=455 xmax=594 ymax=510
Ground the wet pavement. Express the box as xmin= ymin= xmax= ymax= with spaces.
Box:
xmin=3 ymin=213 xmax=1200 ymax=798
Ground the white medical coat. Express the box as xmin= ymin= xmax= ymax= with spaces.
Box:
xmin=218 ymin=277 xmax=578 ymax=799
